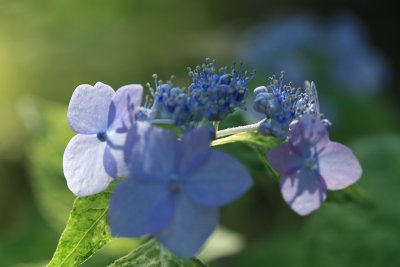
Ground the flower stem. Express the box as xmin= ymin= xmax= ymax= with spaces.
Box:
xmin=216 ymin=119 xmax=264 ymax=138
xmin=149 ymin=119 xmax=173 ymax=124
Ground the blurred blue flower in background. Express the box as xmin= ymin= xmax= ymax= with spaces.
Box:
xmin=240 ymin=11 xmax=391 ymax=95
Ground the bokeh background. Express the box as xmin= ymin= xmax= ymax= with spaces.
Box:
xmin=1 ymin=0 xmax=399 ymax=266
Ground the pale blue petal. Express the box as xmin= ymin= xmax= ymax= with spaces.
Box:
xmin=280 ymin=168 xmax=327 ymax=216
xmin=289 ymin=115 xmax=329 ymax=155
xmin=124 ymin=122 xmax=177 ymax=179
xmin=267 ymin=143 xmax=303 ymax=175
xmin=63 ymin=134 xmax=113 ymax=196
xmin=179 ymin=128 xmax=211 ymax=175
xmin=318 ymin=142 xmax=362 ymax=190
xmin=67 ymin=82 xmax=114 ymax=134
xmin=184 ymin=151 xmax=252 ymax=207
xmin=155 ymin=194 xmax=218 ymax=258
xmin=108 ymin=84 xmax=143 ymax=133
xmin=109 ymin=178 xmax=174 ymax=237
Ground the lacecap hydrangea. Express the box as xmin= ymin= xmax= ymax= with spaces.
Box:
xmin=61 ymin=58 xmax=362 ymax=259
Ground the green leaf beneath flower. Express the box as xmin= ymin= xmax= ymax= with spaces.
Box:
xmin=107 ymin=239 xmax=208 ymax=267
xmin=212 ymin=131 xmax=280 ymax=180
xmin=47 ymin=183 xmax=115 ymax=267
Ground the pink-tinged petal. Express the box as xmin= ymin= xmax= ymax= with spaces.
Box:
xmin=108 ymin=84 xmax=143 ymax=133
xmin=63 ymin=134 xmax=113 ymax=196
xmin=184 ymin=151 xmax=252 ymax=207
xmin=267 ymin=143 xmax=303 ymax=175
xmin=109 ymin=179 xmax=174 ymax=237
xmin=155 ymin=194 xmax=218 ymax=258
xmin=67 ymin=82 xmax=115 ymax=134
xmin=289 ymin=115 xmax=329 ymax=154
xmin=318 ymin=142 xmax=362 ymax=190
xmin=179 ymin=128 xmax=212 ymax=175
xmin=281 ymin=169 xmax=327 ymax=216
xmin=124 ymin=122 xmax=177 ymax=179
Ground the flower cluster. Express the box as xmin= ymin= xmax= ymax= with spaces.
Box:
xmin=62 ymin=58 xmax=362 ymax=258
xmin=188 ymin=59 xmax=254 ymax=122
xmin=141 ymin=59 xmax=254 ymax=132
xmin=253 ymin=74 xmax=324 ymax=141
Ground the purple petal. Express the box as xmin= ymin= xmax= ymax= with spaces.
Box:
xmin=108 ymin=84 xmax=143 ymax=133
xmin=289 ymin=115 xmax=329 ymax=155
xmin=318 ymin=142 xmax=362 ymax=190
xmin=280 ymin=169 xmax=327 ymax=216
xmin=103 ymin=146 xmax=118 ymax=178
xmin=63 ymin=134 xmax=113 ymax=196
xmin=155 ymin=194 xmax=218 ymax=258
xmin=184 ymin=151 xmax=252 ymax=207
xmin=267 ymin=143 xmax=303 ymax=175
xmin=105 ymin=133 xmax=129 ymax=178
xmin=124 ymin=122 xmax=177 ymax=179
xmin=109 ymin=179 xmax=174 ymax=237
xmin=67 ymin=82 xmax=114 ymax=134
xmin=179 ymin=128 xmax=212 ymax=175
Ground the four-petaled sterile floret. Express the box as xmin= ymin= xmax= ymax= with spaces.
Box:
xmin=109 ymin=124 xmax=252 ymax=258
xmin=63 ymin=82 xmax=143 ymax=196
xmin=268 ymin=115 xmax=362 ymax=215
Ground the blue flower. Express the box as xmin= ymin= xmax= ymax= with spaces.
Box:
xmin=188 ymin=58 xmax=254 ymax=122
xmin=254 ymin=75 xmax=320 ymax=141
xmin=63 ymin=82 xmax=143 ymax=196
xmin=267 ymin=115 xmax=362 ymax=215
xmin=139 ymin=59 xmax=254 ymax=133
xmin=108 ymin=123 xmax=252 ymax=257
xmin=145 ymin=78 xmax=191 ymax=126
xmin=240 ymin=12 xmax=390 ymax=95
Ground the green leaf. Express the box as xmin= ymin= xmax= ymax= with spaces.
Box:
xmin=47 ymin=183 xmax=115 ymax=267
xmin=107 ymin=239 xmax=208 ymax=267
xmin=327 ymin=184 xmax=373 ymax=208
xmin=211 ymin=131 xmax=276 ymax=147
xmin=212 ymin=132 xmax=280 ymax=180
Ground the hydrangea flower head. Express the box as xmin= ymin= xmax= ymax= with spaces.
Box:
xmin=109 ymin=123 xmax=252 ymax=257
xmin=188 ymin=58 xmax=254 ymax=122
xmin=63 ymin=82 xmax=143 ymax=196
xmin=144 ymin=76 xmax=191 ymax=126
xmin=254 ymin=75 xmax=319 ymax=141
xmin=267 ymin=115 xmax=362 ymax=215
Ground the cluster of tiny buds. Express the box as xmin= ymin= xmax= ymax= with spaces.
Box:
xmin=137 ymin=59 xmax=255 ymax=134
xmin=253 ymin=73 xmax=330 ymax=141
